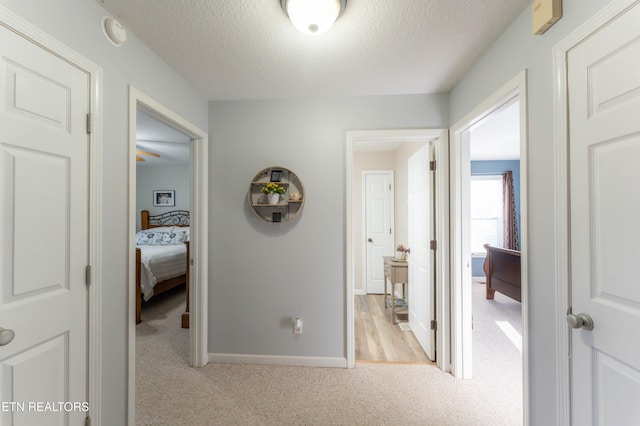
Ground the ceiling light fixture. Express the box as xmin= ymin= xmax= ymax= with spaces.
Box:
xmin=280 ymin=0 xmax=347 ymax=36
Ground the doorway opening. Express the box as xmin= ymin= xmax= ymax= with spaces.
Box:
xmin=450 ymin=71 xmax=528 ymax=420
xmin=127 ymin=87 xmax=209 ymax=424
xmin=346 ymin=129 xmax=449 ymax=369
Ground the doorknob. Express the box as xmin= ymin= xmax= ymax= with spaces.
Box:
xmin=368 ymin=238 xmax=373 ymax=243
xmin=0 ymin=327 xmax=15 ymax=346
xmin=566 ymin=312 xmax=594 ymax=330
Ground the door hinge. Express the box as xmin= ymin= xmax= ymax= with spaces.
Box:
xmin=430 ymin=240 xmax=437 ymax=250
xmin=85 ymin=416 xmax=91 ymax=426
xmin=190 ymin=258 xmax=194 ymax=266
xmin=85 ymin=265 xmax=92 ymax=286
xmin=389 ymin=184 xmax=391 ymax=190
xmin=430 ymin=319 xmax=437 ymax=331
xmin=86 ymin=113 xmax=92 ymax=134
xmin=389 ymin=228 xmax=392 ymax=235
xmin=429 ymin=160 xmax=436 ymax=171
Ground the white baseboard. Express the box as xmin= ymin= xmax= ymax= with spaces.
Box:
xmin=354 ymin=289 xmax=366 ymax=295
xmin=209 ymin=353 xmax=348 ymax=368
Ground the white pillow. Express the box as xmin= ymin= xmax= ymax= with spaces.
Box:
xmin=144 ymin=226 xmax=175 ymax=232
xmin=136 ymin=230 xmax=186 ymax=245
xmin=173 ymin=226 xmax=190 ymax=241
xmin=136 ymin=230 xmax=163 ymax=245
xmin=160 ymin=231 xmax=186 ymax=245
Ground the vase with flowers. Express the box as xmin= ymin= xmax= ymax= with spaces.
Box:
xmin=261 ymin=182 xmax=286 ymax=204
xmin=395 ymin=244 xmax=410 ymax=260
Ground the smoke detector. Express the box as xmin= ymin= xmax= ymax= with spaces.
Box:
xmin=101 ymin=16 xmax=127 ymax=47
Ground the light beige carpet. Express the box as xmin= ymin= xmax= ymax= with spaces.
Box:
xmin=136 ymin=287 xmax=522 ymax=425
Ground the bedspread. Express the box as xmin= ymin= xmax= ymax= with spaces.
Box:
xmin=137 ymin=244 xmax=187 ymax=301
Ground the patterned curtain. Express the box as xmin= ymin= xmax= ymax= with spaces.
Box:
xmin=503 ymin=170 xmax=519 ymax=250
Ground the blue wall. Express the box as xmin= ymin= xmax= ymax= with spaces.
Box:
xmin=471 ymin=160 xmax=520 ymax=277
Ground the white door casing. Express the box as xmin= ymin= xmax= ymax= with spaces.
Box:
xmin=458 ymin=130 xmax=473 ymax=378
xmin=127 ymin=86 xmax=209 ymax=425
xmin=346 ymin=129 xmax=449 ymax=371
xmin=0 ymin=23 xmax=91 ymax=425
xmin=558 ymin=1 xmax=640 ymax=424
xmin=408 ymin=143 xmax=435 ymax=360
xmin=364 ymin=171 xmax=394 ymax=294
xmin=450 ymin=72 xmax=528 ymax=390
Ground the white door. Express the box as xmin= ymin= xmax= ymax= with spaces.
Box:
xmin=364 ymin=171 xmax=393 ymax=294
xmin=0 ymin=25 xmax=90 ymax=425
xmin=567 ymin=2 xmax=640 ymax=424
xmin=408 ymin=144 xmax=435 ymax=360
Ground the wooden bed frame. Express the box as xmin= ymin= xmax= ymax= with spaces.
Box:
xmin=136 ymin=209 xmax=190 ymax=328
xmin=483 ymin=244 xmax=521 ymax=303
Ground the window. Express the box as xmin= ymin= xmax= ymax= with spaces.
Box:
xmin=470 ymin=175 xmax=503 ymax=255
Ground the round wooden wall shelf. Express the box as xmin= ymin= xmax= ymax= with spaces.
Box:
xmin=247 ymin=166 xmax=305 ymax=222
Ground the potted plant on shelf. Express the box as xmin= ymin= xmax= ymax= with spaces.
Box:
xmin=261 ymin=182 xmax=286 ymax=204
xmin=395 ymin=244 xmax=410 ymax=260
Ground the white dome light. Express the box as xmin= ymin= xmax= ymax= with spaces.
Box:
xmin=281 ymin=0 xmax=346 ymax=36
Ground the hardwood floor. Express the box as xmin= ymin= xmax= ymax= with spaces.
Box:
xmin=355 ymin=294 xmax=431 ymax=363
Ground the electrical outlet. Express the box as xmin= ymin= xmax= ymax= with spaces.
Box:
xmin=293 ymin=317 xmax=302 ymax=334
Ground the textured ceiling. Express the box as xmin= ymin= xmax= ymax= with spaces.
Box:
xmin=96 ymin=0 xmax=529 ymax=100
xmin=136 ymin=109 xmax=190 ymax=167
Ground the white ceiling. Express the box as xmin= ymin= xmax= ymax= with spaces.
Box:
xmin=96 ymin=0 xmax=530 ymax=100
xmin=136 ymin=109 xmax=190 ymax=167
xmin=118 ymin=1 xmax=526 ymax=163
xmin=470 ymin=99 xmax=520 ymax=161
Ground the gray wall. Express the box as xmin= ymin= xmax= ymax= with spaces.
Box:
xmin=2 ymin=0 xmax=615 ymax=422
xmin=449 ymin=0 xmax=609 ymax=423
xmin=136 ymin=165 xmax=190 ymax=230
xmin=208 ymin=95 xmax=448 ymax=357
xmin=0 ymin=0 xmax=208 ymax=424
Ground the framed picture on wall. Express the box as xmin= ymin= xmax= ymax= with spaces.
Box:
xmin=153 ymin=190 xmax=175 ymax=207
xmin=270 ymin=169 xmax=283 ymax=182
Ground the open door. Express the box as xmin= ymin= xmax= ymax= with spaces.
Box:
xmin=407 ymin=142 xmax=436 ymax=360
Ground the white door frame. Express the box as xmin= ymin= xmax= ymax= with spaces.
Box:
xmin=127 ymin=87 xmax=208 ymax=423
xmin=449 ymin=71 xmax=529 ymax=415
xmin=552 ymin=1 xmax=638 ymax=422
xmin=0 ymin=5 xmax=104 ymax=423
xmin=346 ymin=129 xmax=449 ymax=369
xmin=362 ymin=170 xmax=394 ymax=295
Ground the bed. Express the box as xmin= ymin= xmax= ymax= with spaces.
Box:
xmin=136 ymin=209 xmax=190 ymax=328
xmin=483 ymin=244 xmax=521 ymax=303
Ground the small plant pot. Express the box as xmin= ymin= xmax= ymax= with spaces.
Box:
xmin=395 ymin=251 xmax=406 ymax=260
xmin=267 ymin=193 xmax=280 ymax=205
